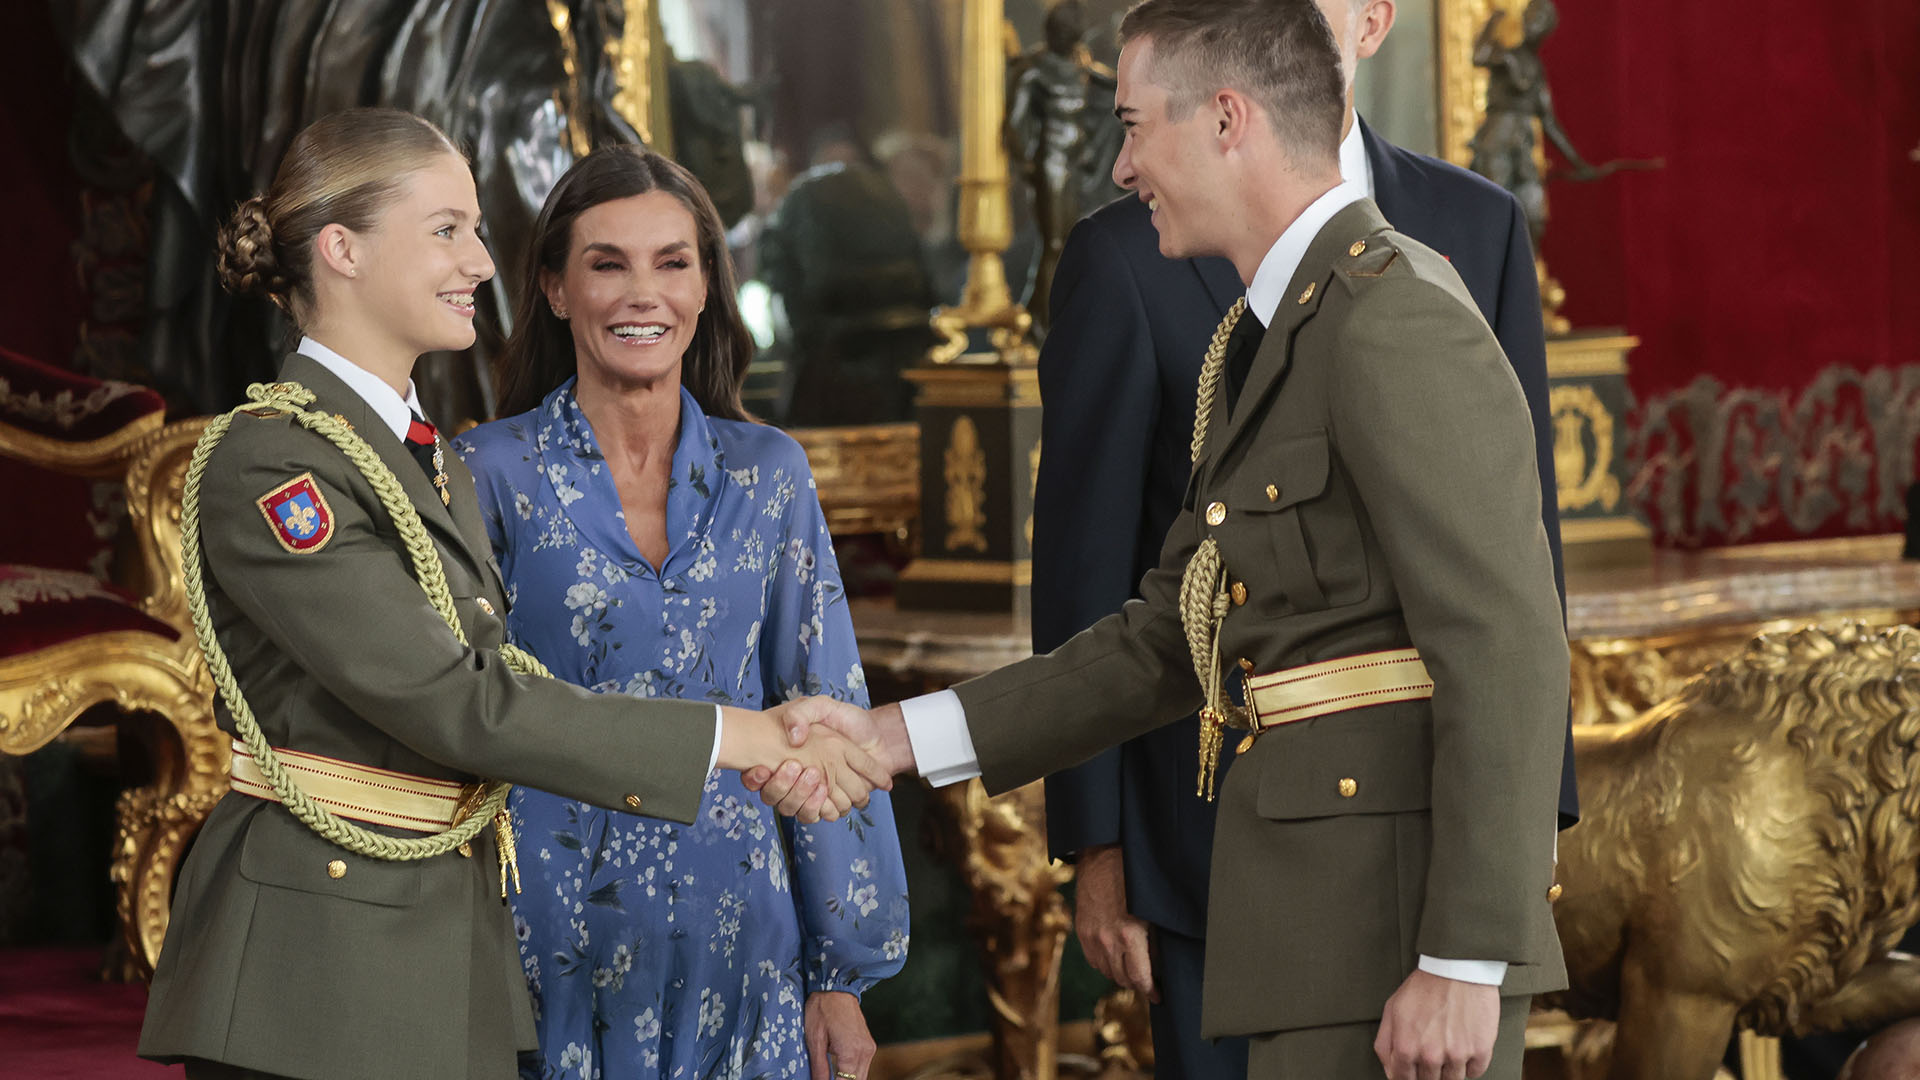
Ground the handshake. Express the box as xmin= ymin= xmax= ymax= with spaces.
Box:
xmin=715 ymin=697 xmax=917 ymax=822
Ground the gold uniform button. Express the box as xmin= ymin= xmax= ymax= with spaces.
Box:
xmin=478 ymin=597 xmax=496 ymax=615
xmin=624 ymin=794 xmax=643 ymax=810
xmin=1349 ymin=240 xmax=1368 ymax=257
xmin=1238 ymin=658 xmax=1255 ymax=674
xmin=326 ymin=860 xmax=347 ymax=880
xmin=1266 ymin=483 xmax=1279 ymax=503
xmin=1547 ymin=883 xmax=1564 ymax=903
xmin=1231 ymin=581 xmax=1248 ymax=606
xmin=1337 ymin=777 xmax=1358 ymax=798
xmin=1205 ymin=501 xmax=1227 ymax=526
xmin=1297 ymin=282 xmax=1315 ymax=305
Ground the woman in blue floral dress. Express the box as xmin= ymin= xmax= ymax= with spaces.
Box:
xmin=455 ymin=147 xmax=908 ymax=1080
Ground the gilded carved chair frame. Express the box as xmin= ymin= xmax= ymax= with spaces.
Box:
xmin=0 ymin=416 xmax=221 ymax=976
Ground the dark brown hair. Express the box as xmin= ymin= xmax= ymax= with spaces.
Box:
xmin=1118 ymin=0 xmax=1345 ymax=171
xmin=494 ymin=146 xmax=753 ymax=422
xmin=216 ymin=108 xmax=460 ymax=324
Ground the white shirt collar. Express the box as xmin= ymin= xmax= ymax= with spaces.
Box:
xmin=1244 ymin=178 xmax=1370 ymax=328
xmin=297 ymin=336 xmax=425 ymax=442
xmin=1340 ymin=114 xmax=1374 ymax=199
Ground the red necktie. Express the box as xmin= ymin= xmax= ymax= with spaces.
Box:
xmin=403 ymin=413 xmax=438 ymax=480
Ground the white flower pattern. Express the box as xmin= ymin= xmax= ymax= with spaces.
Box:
xmin=455 ymin=381 xmax=908 ymax=1080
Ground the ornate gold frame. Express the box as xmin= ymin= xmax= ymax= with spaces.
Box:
xmin=1437 ymin=0 xmax=1502 ymax=167
xmin=0 ymin=417 xmax=222 ymax=975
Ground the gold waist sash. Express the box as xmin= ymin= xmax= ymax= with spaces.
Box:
xmin=1243 ymin=647 xmax=1434 ymax=733
xmin=229 ymin=740 xmax=468 ymax=832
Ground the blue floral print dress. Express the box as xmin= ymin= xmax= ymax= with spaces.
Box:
xmin=455 ymin=381 xmax=909 ymax=1080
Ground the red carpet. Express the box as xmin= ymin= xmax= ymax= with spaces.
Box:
xmin=0 ymin=948 xmax=173 ymax=1078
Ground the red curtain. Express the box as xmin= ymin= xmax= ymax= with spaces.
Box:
xmin=1542 ymin=0 xmax=1920 ymax=546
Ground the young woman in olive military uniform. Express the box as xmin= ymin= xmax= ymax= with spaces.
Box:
xmin=136 ymin=109 xmax=884 ymax=1080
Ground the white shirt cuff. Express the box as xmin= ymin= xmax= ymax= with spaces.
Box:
xmin=1417 ymin=956 xmax=1508 ymax=986
xmin=706 ymin=704 xmax=722 ymax=775
xmin=899 ymin=689 xmax=981 ymax=787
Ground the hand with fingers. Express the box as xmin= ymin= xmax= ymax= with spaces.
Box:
xmin=1373 ymin=969 xmax=1501 ymax=1080
xmin=803 ymin=990 xmax=876 ymax=1080
xmin=742 ymin=697 xmax=919 ymax=798
xmin=1071 ymin=844 xmax=1158 ymax=1003
xmin=717 ymin=702 xmax=893 ymax=823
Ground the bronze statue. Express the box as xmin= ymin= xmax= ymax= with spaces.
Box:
xmin=1467 ymin=0 xmax=1600 ymax=252
xmin=60 ymin=0 xmax=759 ymax=426
xmin=1549 ymin=623 xmax=1920 ymax=1079
xmin=1005 ymin=0 xmax=1122 ymax=331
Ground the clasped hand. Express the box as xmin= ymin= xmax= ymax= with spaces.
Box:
xmin=729 ymin=698 xmax=914 ymax=821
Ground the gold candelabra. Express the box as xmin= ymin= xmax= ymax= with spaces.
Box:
xmin=930 ymin=0 xmax=1037 ymax=365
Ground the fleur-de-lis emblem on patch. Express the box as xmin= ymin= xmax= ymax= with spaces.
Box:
xmin=257 ymin=473 xmax=335 ymax=553
xmin=284 ymin=502 xmax=317 ymax=534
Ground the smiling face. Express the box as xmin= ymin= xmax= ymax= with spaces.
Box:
xmin=544 ymin=190 xmax=708 ymax=394
xmin=1110 ymin=38 xmax=1229 ymax=260
xmin=351 ymin=151 xmax=495 ymax=356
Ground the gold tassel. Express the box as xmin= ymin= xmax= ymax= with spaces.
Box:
xmin=495 ymin=810 xmax=521 ymax=898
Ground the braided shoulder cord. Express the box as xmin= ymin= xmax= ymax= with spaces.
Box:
xmin=182 ymin=380 xmax=548 ymax=862
xmin=1179 ymin=299 xmax=1250 ymax=800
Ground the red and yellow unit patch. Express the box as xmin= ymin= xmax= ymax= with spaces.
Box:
xmin=256 ymin=473 xmax=334 ymax=553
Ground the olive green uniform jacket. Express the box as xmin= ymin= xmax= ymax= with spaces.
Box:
xmin=956 ymin=200 xmax=1570 ymax=1039
xmin=138 ymin=354 xmax=717 ymax=1079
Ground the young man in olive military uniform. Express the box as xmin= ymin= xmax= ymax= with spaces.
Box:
xmin=777 ymin=2 xmax=1570 ymax=1077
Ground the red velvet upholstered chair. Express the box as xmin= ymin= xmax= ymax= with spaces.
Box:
xmin=0 ymin=346 xmax=219 ymax=975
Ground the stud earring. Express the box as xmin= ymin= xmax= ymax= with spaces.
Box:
xmin=552 ymin=305 xmax=569 ymax=320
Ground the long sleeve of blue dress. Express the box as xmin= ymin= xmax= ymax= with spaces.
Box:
xmin=758 ymin=454 xmax=911 ymax=997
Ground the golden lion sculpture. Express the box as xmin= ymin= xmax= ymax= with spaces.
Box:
xmin=1550 ymin=623 xmax=1920 ymax=1079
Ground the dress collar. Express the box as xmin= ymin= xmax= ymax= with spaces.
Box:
xmin=537 ymin=379 xmax=728 ymax=577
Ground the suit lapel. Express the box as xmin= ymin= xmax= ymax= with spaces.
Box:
xmin=1360 ymin=118 xmax=1416 ymax=235
xmin=1190 ymin=254 xmax=1245 ymax=320
xmin=1213 ymin=200 xmax=1392 ymax=463
xmin=278 ymin=354 xmax=491 ymax=585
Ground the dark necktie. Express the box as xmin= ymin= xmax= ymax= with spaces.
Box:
xmin=1223 ymin=308 xmax=1269 ymax=417
xmin=403 ymin=411 xmax=439 ymax=482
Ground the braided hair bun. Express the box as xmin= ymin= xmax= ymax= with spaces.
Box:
xmin=216 ymin=195 xmax=291 ymax=305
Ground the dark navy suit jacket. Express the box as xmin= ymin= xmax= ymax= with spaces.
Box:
xmin=1035 ymin=120 xmax=1576 ymax=939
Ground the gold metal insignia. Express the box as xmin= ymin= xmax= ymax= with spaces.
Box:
xmin=1349 ymin=240 xmax=1368 ymax=257
xmin=1297 ymin=282 xmax=1316 ymax=305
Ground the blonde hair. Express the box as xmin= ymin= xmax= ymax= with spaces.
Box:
xmin=216 ymin=108 xmax=461 ymax=324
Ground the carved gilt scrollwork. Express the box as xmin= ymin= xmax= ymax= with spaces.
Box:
xmin=1552 ymin=384 xmax=1622 ymax=513
xmin=931 ymin=779 xmax=1073 ymax=1080
xmin=1 ymin=416 xmax=224 ymax=975
xmin=945 ymin=416 xmax=990 ymax=553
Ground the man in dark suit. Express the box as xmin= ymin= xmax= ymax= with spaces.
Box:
xmin=1033 ymin=1 xmax=1575 ymax=1075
